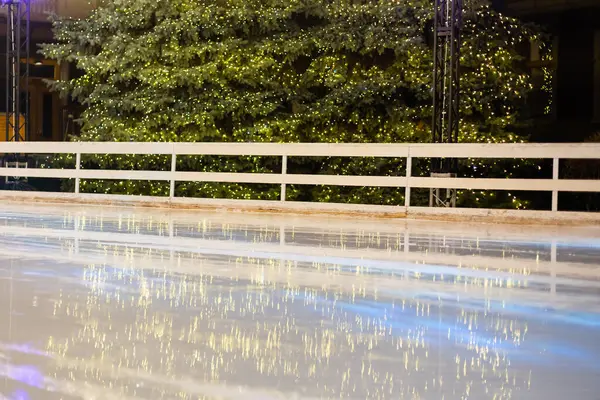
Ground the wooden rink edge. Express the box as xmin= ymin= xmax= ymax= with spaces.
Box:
xmin=1 ymin=190 xmax=600 ymax=226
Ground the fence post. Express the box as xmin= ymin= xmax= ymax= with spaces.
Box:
xmin=170 ymin=152 xmax=177 ymax=199
xmin=281 ymin=154 xmax=287 ymax=202
xmin=74 ymin=152 xmax=81 ymax=194
xmin=404 ymin=155 xmax=412 ymax=208
xmin=552 ymin=157 xmax=559 ymax=212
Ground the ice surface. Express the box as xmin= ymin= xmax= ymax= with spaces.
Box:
xmin=0 ymin=203 xmax=599 ymax=399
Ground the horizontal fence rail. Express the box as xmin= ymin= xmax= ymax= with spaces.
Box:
xmin=1 ymin=142 xmax=599 ymax=158
xmin=0 ymin=142 xmax=599 ymax=215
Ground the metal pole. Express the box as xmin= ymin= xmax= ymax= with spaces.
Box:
xmin=430 ymin=0 xmax=462 ymax=207
xmin=5 ymin=5 xmax=10 ymax=142
xmin=432 ymin=0 xmax=462 ymax=152
xmin=3 ymin=0 xmax=30 ymax=143
xmin=14 ymin=0 xmax=20 ymax=142
xmin=23 ymin=0 xmax=30 ymax=142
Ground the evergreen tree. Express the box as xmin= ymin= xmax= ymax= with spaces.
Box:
xmin=41 ymin=0 xmax=542 ymax=207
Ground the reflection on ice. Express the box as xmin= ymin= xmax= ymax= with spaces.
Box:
xmin=0 ymin=204 xmax=599 ymax=399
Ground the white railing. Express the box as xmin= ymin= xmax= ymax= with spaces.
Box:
xmin=0 ymin=142 xmax=599 ymax=216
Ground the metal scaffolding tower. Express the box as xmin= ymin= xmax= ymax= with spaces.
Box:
xmin=3 ymin=0 xmax=30 ymax=142
xmin=430 ymin=0 xmax=462 ymax=207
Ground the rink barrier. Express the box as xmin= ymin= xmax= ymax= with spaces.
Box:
xmin=0 ymin=142 xmax=599 ymax=222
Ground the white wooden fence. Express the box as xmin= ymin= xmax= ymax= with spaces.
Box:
xmin=0 ymin=142 xmax=599 ymax=218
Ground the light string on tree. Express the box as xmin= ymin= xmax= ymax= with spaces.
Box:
xmin=41 ymin=0 xmax=545 ymax=208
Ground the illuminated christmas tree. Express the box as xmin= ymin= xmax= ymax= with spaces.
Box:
xmin=41 ymin=0 xmax=543 ymax=207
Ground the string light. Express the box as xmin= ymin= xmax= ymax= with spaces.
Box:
xmin=40 ymin=0 xmax=545 ymax=208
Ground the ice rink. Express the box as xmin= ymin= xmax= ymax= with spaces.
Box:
xmin=0 ymin=203 xmax=599 ymax=399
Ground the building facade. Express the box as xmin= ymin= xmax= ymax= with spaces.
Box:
xmin=0 ymin=0 xmax=97 ymax=142
xmin=503 ymin=0 xmax=600 ymax=140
